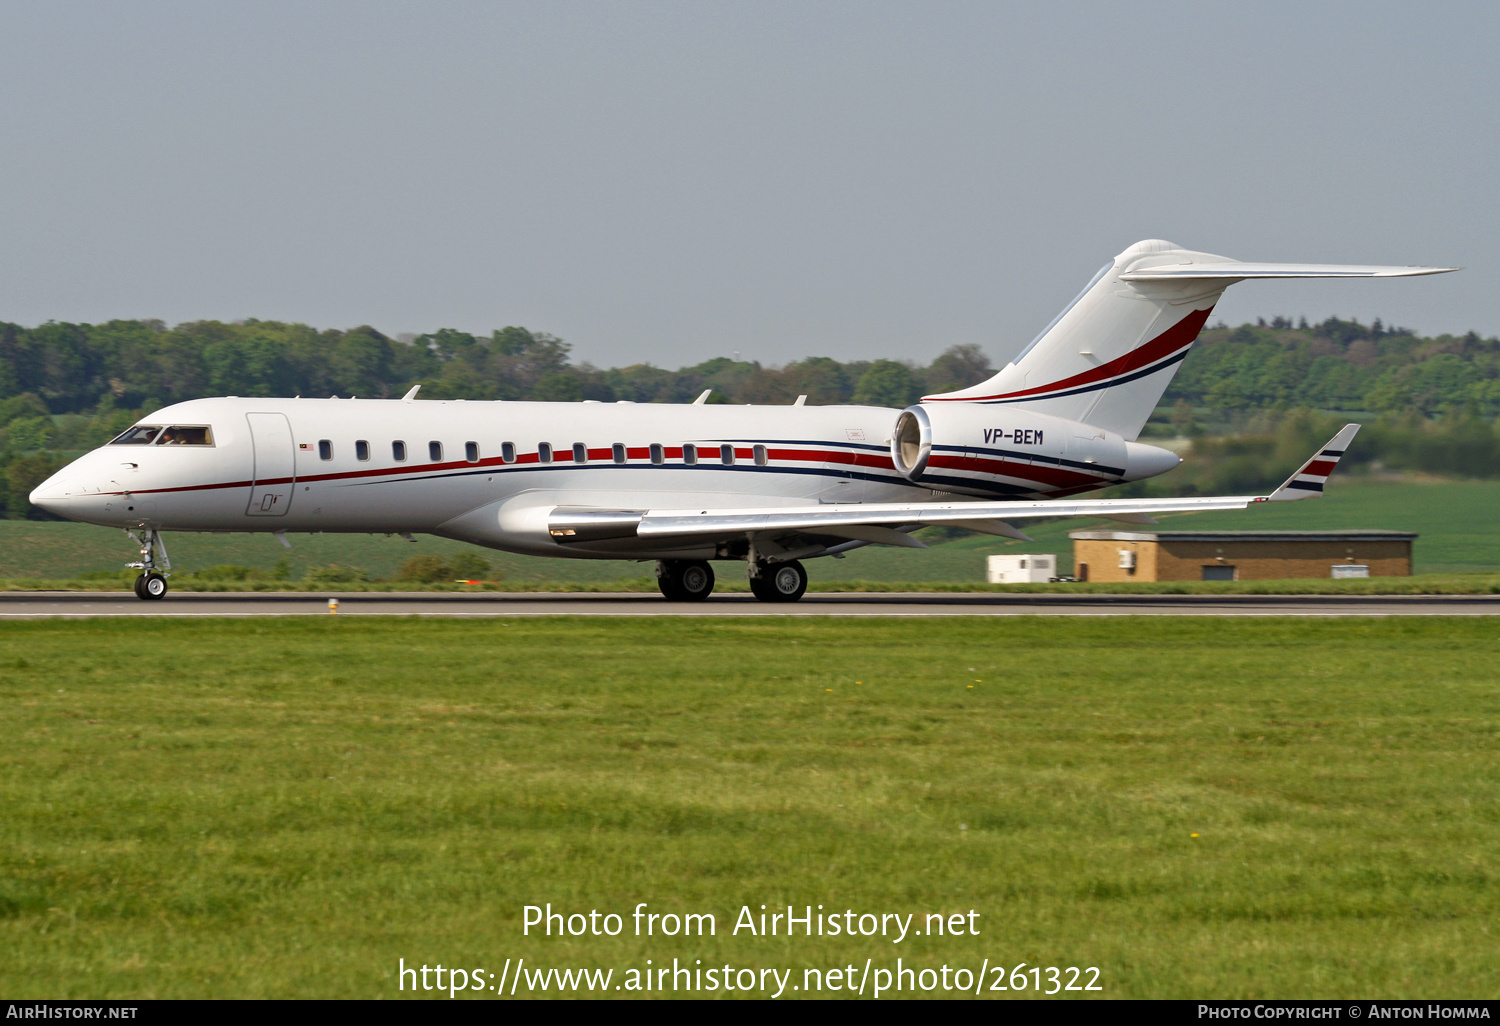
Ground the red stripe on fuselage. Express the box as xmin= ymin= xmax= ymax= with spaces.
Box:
xmin=110 ymin=440 xmax=1109 ymax=502
xmin=928 ymin=452 xmax=1113 ymax=490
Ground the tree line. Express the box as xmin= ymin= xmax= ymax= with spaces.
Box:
xmin=1 ymin=314 xmax=1498 ymax=518
xmin=0 ymin=318 xmax=991 ymax=413
xmin=1171 ymin=317 xmax=1500 ymax=416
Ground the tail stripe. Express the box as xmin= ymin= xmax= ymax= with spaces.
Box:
xmin=924 ymin=307 xmax=1213 ymax=404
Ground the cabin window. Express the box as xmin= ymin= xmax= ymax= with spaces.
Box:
xmin=682 ymin=443 xmax=697 ymax=465
xmin=572 ymin=443 xmax=587 ymax=463
xmin=355 ymin=440 xmax=370 ymax=462
xmin=610 ymin=443 xmax=626 ymax=464
xmin=110 ymin=425 xmax=163 ymax=445
xmin=155 ymin=425 xmax=214 ymax=446
xmin=392 ymin=440 xmax=407 ymax=461
xmin=429 ymin=441 xmax=443 ymax=462
xmin=720 ymin=444 xmax=734 ymax=465
xmin=318 ymin=440 xmax=333 ymax=460
xmin=649 ymin=443 xmax=664 ymax=465
xmin=465 ymin=441 xmax=480 ymax=463
xmin=538 ymin=442 xmax=552 ymax=464
xmin=753 ymin=444 xmax=768 ymax=466
xmin=501 ymin=442 xmax=516 ymax=464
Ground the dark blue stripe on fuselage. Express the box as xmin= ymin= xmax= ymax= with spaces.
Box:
xmin=931 ymin=444 xmax=1125 ymax=479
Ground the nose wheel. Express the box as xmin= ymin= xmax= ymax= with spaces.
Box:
xmin=125 ymin=529 xmax=172 ymax=601
xmin=134 ymin=572 xmax=169 ymax=600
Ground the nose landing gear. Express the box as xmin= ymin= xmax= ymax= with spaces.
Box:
xmin=126 ymin=529 xmax=171 ymax=601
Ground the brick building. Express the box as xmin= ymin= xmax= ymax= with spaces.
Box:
xmin=1068 ymin=530 xmax=1416 ymax=583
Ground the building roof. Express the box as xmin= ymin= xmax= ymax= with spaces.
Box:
xmin=1068 ymin=530 xmax=1418 ymax=542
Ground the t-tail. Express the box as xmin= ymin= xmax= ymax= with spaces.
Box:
xmin=922 ymin=239 xmax=1456 ymax=440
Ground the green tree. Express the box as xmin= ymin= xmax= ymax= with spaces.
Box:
xmin=330 ymin=326 xmax=396 ymax=397
xmin=397 ymin=555 xmax=451 ymax=583
xmin=531 ymin=372 xmax=584 ymax=402
xmin=0 ymin=392 xmax=49 ymax=427
xmin=852 ymin=360 xmax=921 ymax=408
xmin=5 ymin=453 xmax=66 ymax=519
xmin=923 ymin=344 xmax=992 ymax=394
xmin=1170 ymin=399 xmax=1201 ymax=437
xmin=782 ymin=357 xmax=850 ymax=405
xmin=447 ymin=552 xmax=492 ymax=580
xmin=4 ymin=417 xmax=53 ymax=452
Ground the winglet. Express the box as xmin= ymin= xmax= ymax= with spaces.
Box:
xmin=1266 ymin=424 xmax=1360 ymax=501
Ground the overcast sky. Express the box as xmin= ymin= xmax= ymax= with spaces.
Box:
xmin=1 ymin=1 xmax=1493 ymax=368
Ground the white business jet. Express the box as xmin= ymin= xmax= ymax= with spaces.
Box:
xmin=31 ymin=240 xmax=1455 ymax=601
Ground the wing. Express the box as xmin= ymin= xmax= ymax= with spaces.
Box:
xmin=549 ymin=426 xmax=1360 ymax=551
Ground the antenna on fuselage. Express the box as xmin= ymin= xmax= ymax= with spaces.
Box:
xmin=402 ymin=384 xmax=421 ymax=402
xmin=693 ymin=389 xmax=711 ymax=405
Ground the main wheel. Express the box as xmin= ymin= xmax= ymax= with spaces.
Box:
xmin=657 ymin=560 xmax=715 ymax=601
xmin=139 ymin=572 xmax=168 ymax=600
xmin=675 ymin=560 xmax=714 ymax=601
xmin=749 ymin=560 xmax=808 ymax=602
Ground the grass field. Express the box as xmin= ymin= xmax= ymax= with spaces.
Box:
xmin=2 ymin=477 xmax=1497 ymax=587
xmin=2 ymin=617 xmax=1497 ymax=999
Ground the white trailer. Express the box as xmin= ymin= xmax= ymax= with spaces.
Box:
xmin=987 ymin=553 xmax=1057 ymax=584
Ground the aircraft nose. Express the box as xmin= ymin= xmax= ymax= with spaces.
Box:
xmin=29 ymin=481 xmax=69 ymax=515
xmin=29 ymin=474 xmax=89 ymax=514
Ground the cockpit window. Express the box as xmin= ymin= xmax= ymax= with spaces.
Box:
xmin=154 ymin=425 xmax=214 ymax=446
xmin=109 ymin=425 xmax=164 ymax=445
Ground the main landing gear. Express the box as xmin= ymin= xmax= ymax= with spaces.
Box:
xmin=126 ymin=529 xmax=171 ymax=601
xmin=656 ymin=559 xmax=716 ymax=601
xmin=655 ymin=558 xmax=810 ymax=603
xmin=749 ymin=559 xmax=808 ymax=603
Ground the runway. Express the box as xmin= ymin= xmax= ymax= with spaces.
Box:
xmin=0 ymin=591 xmax=1497 ymax=617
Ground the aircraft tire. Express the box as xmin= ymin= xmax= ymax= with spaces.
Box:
xmin=676 ymin=560 xmax=715 ymax=601
xmin=133 ymin=574 xmax=148 ymax=600
xmin=141 ymin=572 xmax=169 ymax=600
xmin=657 ymin=560 xmax=715 ymax=601
xmin=750 ymin=560 xmax=807 ymax=603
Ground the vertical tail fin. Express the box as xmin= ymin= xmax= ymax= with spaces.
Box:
xmin=922 ymin=241 xmax=1456 ymax=441
xmin=922 ymin=240 xmax=1231 ymax=439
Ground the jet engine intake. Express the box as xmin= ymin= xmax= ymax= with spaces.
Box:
xmin=888 ymin=404 xmax=1178 ymax=498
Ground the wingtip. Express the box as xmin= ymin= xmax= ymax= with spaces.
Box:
xmin=1267 ymin=423 xmax=1361 ymax=501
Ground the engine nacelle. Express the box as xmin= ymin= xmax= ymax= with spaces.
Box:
xmin=890 ymin=404 xmax=1179 ymax=498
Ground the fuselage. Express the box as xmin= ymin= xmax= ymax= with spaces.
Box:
xmin=31 ymin=396 xmax=1174 ymax=560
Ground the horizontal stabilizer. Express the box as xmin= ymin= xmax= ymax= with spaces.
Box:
xmin=1120 ymin=263 xmax=1457 ymax=281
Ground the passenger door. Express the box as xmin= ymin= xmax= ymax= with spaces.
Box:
xmin=245 ymin=412 xmax=296 ymax=516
